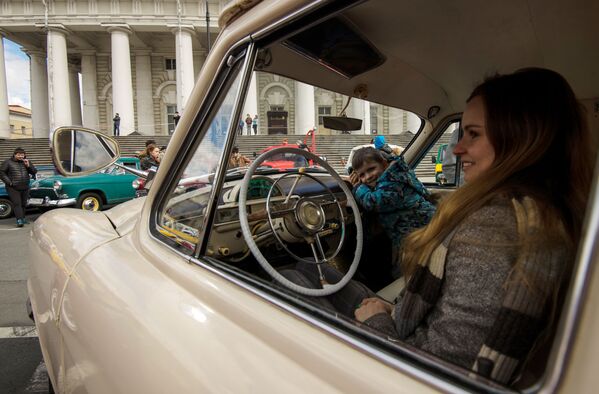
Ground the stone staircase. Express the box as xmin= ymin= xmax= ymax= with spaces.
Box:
xmin=0 ymin=132 xmax=444 ymax=178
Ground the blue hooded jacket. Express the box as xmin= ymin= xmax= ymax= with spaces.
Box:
xmin=353 ymin=156 xmax=436 ymax=276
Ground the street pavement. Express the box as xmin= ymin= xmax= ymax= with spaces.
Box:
xmin=0 ymin=211 xmax=51 ymax=393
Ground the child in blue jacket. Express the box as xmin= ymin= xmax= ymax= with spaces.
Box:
xmin=349 ymin=147 xmax=435 ymax=278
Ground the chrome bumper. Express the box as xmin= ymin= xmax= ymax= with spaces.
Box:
xmin=28 ymin=197 xmax=77 ymax=207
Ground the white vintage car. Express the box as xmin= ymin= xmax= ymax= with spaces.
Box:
xmin=28 ymin=0 xmax=599 ymax=392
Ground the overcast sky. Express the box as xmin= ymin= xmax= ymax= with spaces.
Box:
xmin=3 ymin=38 xmax=31 ymax=109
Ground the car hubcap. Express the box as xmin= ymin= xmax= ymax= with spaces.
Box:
xmin=82 ymin=197 xmax=100 ymax=211
xmin=0 ymin=203 xmax=9 ymax=216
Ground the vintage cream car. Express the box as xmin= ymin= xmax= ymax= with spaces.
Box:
xmin=28 ymin=0 xmax=599 ymax=392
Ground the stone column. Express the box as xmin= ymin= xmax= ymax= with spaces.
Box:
xmin=173 ymin=27 xmax=195 ymax=112
xmin=364 ymin=101 xmax=371 ymax=134
xmin=46 ymin=25 xmax=72 ymax=132
xmin=0 ymin=36 xmax=12 ymax=138
xmin=350 ymin=98 xmax=365 ymax=134
xmin=405 ymin=111 xmax=422 ymax=134
xmin=25 ymin=49 xmax=50 ymax=138
xmin=388 ymin=107 xmax=403 ymax=134
xmin=294 ymin=81 xmax=315 ymax=135
xmin=81 ymin=51 xmax=100 ymax=130
xmin=135 ymin=50 xmax=155 ymax=135
xmin=69 ymin=63 xmax=82 ymax=125
xmin=108 ymin=25 xmax=135 ymax=135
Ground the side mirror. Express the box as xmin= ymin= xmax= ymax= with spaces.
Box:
xmin=52 ymin=127 xmax=120 ymax=176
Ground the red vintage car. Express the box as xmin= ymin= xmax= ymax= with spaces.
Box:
xmin=258 ymin=129 xmax=320 ymax=169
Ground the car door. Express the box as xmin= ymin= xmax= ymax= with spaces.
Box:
xmin=102 ymin=165 xmax=137 ymax=203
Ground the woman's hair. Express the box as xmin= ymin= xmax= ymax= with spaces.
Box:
xmin=145 ymin=143 xmax=158 ymax=157
xmin=351 ymin=146 xmax=386 ymax=170
xmin=402 ymin=68 xmax=593 ymax=278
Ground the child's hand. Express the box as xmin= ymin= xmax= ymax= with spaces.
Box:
xmin=349 ymin=172 xmax=360 ymax=186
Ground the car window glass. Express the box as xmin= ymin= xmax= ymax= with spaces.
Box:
xmin=202 ymin=69 xmax=428 ymax=278
xmin=156 ymin=70 xmax=243 ymax=254
xmin=414 ymin=120 xmax=461 ymax=186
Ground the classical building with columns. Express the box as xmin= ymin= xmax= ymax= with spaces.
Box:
xmin=0 ymin=0 xmax=419 ymax=139
xmin=0 ymin=0 xmax=227 ymax=139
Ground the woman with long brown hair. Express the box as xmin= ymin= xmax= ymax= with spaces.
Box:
xmin=141 ymin=143 xmax=161 ymax=171
xmin=283 ymin=68 xmax=594 ymax=384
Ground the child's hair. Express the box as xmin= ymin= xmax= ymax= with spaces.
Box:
xmin=351 ymin=146 xmax=386 ymax=170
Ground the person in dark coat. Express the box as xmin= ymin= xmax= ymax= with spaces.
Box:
xmin=0 ymin=147 xmax=37 ymax=227
xmin=113 ymin=113 xmax=121 ymax=136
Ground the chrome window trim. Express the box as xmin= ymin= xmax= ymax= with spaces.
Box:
xmin=148 ymin=37 xmax=251 ymax=255
xmin=187 ymin=254 xmax=479 ymax=394
xmin=198 ymin=44 xmax=257 ymax=256
xmin=535 ymin=156 xmax=599 ymax=393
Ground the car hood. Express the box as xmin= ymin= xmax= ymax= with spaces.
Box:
xmin=103 ymin=196 xmax=145 ymax=236
xmin=32 ymin=176 xmax=60 ymax=188
xmin=32 ymin=174 xmax=74 ymax=188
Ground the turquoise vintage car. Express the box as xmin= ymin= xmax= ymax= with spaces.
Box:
xmin=28 ymin=157 xmax=141 ymax=211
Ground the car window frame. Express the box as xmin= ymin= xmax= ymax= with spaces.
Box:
xmin=178 ymin=14 xmax=509 ymax=394
xmin=411 ymin=114 xmax=463 ymax=188
xmin=149 ymin=41 xmax=254 ymax=256
xmin=146 ymin=1 xmax=598 ymax=392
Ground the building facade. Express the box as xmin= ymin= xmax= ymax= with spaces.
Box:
xmin=0 ymin=0 xmax=228 ymax=138
xmin=0 ymin=0 xmax=420 ymax=139
xmin=8 ymin=104 xmax=32 ymax=138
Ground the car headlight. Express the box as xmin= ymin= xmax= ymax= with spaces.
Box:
xmin=132 ymin=179 xmax=141 ymax=189
xmin=53 ymin=180 xmax=62 ymax=191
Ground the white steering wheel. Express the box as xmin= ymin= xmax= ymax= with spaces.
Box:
xmin=238 ymin=147 xmax=363 ymax=296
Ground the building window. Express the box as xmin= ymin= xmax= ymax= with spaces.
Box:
xmin=21 ymin=126 xmax=26 ymax=134
xmin=270 ymin=105 xmax=284 ymax=111
xmin=167 ymin=105 xmax=177 ymax=134
xmin=165 ymin=58 xmax=176 ymax=70
xmin=318 ymin=106 xmax=332 ymax=125
xmin=10 ymin=124 xmax=14 ymax=133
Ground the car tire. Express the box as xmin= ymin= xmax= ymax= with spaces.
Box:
xmin=0 ymin=198 xmax=14 ymax=219
xmin=77 ymin=193 xmax=103 ymax=211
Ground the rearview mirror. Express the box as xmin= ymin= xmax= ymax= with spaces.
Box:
xmin=51 ymin=126 xmax=120 ymax=176
xmin=322 ymin=116 xmax=362 ymax=132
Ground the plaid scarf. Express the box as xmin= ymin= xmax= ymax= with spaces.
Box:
xmin=395 ymin=197 xmax=564 ymax=384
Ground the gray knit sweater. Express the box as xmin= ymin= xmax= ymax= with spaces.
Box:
xmin=365 ymin=196 xmax=567 ymax=375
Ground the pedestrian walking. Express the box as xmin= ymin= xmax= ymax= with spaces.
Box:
xmin=245 ymin=114 xmax=252 ymax=134
xmin=113 ymin=113 xmax=121 ymax=136
xmin=0 ymin=147 xmax=37 ymax=227
xmin=173 ymin=111 xmax=181 ymax=127
xmin=252 ymin=114 xmax=258 ymax=135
